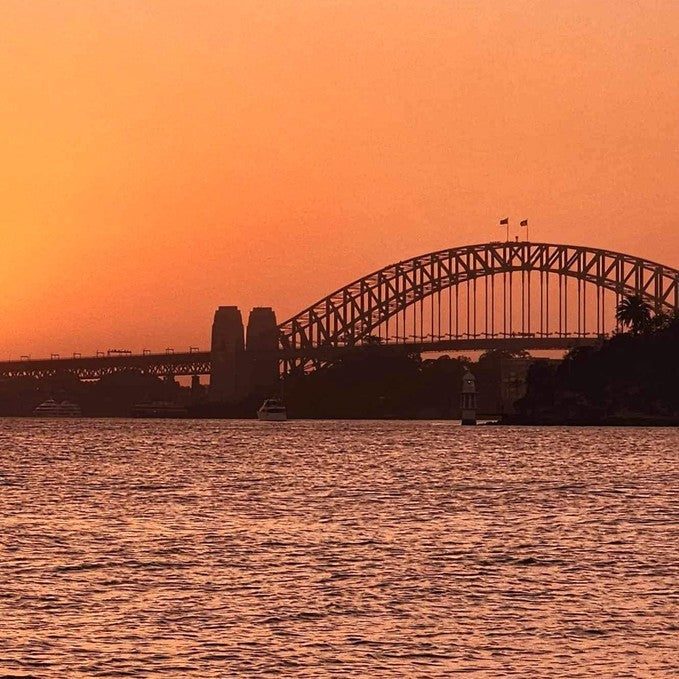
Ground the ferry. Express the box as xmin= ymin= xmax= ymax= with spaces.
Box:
xmin=32 ymin=399 xmax=82 ymax=417
xmin=257 ymin=398 xmax=287 ymax=421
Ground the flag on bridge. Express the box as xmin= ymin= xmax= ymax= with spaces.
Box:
xmin=519 ymin=219 xmax=529 ymax=242
xmin=499 ymin=217 xmax=509 ymax=225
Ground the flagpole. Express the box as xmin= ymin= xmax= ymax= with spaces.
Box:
xmin=500 ymin=217 xmax=509 ymax=242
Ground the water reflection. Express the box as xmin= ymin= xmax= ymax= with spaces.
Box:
xmin=1 ymin=420 xmax=677 ymax=676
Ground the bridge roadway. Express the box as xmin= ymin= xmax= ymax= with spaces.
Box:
xmin=0 ymin=336 xmax=597 ymax=380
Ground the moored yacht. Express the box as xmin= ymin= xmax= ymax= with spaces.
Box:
xmin=257 ymin=398 xmax=287 ymax=421
xmin=32 ymin=399 xmax=82 ymax=417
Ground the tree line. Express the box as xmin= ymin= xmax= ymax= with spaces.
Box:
xmin=515 ymin=295 xmax=679 ymax=424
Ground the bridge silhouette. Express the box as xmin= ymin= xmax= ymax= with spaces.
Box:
xmin=2 ymin=242 xmax=678 ymax=386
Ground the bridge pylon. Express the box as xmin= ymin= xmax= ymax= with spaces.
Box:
xmin=246 ymin=307 xmax=279 ymax=399
xmin=210 ymin=306 xmax=246 ymax=403
xmin=209 ymin=305 xmax=280 ymax=404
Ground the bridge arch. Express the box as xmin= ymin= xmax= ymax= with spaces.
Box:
xmin=278 ymin=242 xmax=679 ymax=372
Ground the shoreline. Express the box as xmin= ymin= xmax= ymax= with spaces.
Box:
xmin=498 ymin=414 xmax=679 ymax=427
xmin=6 ymin=413 xmax=679 ymax=426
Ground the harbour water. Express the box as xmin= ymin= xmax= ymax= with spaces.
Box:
xmin=1 ymin=419 xmax=677 ymax=677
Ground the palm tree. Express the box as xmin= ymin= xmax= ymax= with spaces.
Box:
xmin=616 ymin=295 xmax=652 ymax=334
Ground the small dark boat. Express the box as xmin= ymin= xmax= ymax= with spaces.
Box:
xmin=130 ymin=401 xmax=189 ymax=418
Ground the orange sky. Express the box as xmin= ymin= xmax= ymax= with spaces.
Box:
xmin=2 ymin=0 xmax=678 ymax=358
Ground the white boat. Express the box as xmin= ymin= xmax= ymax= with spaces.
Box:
xmin=257 ymin=398 xmax=287 ymax=421
xmin=32 ymin=399 xmax=82 ymax=417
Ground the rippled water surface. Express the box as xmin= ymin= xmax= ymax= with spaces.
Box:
xmin=1 ymin=419 xmax=678 ymax=677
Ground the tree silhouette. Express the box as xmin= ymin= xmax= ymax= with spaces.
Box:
xmin=363 ymin=334 xmax=383 ymax=346
xmin=616 ymin=295 xmax=652 ymax=334
xmin=518 ymin=310 xmax=679 ymax=423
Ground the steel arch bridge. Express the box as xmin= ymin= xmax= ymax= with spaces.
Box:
xmin=1 ymin=241 xmax=678 ymax=382
xmin=278 ymin=241 xmax=679 ymax=374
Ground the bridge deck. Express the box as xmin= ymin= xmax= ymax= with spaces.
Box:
xmin=0 ymin=336 xmax=598 ymax=380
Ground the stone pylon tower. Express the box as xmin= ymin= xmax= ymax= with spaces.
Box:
xmin=210 ymin=306 xmax=245 ymax=403
xmin=246 ymin=307 xmax=279 ymax=398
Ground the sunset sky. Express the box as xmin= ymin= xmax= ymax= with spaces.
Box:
xmin=2 ymin=0 xmax=678 ymax=358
